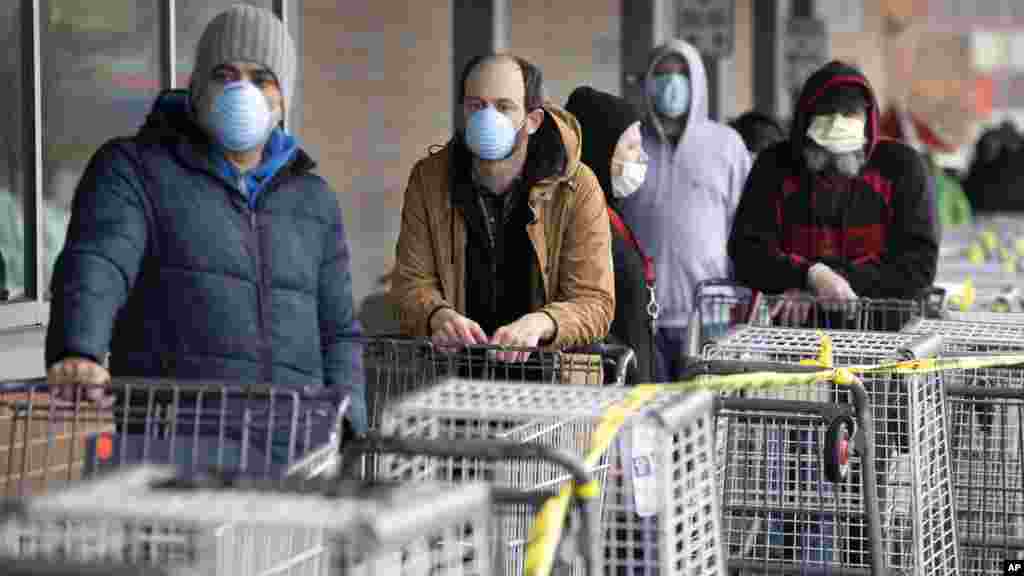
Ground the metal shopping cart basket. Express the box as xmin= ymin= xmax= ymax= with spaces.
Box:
xmin=343 ymin=378 xmax=736 ymax=575
xmin=0 ymin=378 xmax=350 ymax=497
xmin=902 ymin=318 xmax=1024 ymax=574
xmin=0 ymin=464 xmax=494 ymax=575
xmin=704 ymin=326 xmax=960 ymax=575
xmin=350 ymin=337 xmax=636 ymax=431
xmin=689 ymin=279 xmax=931 ymax=354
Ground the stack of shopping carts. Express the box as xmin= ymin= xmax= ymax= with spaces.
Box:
xmin=704 ymin=325 xmax=960 ymax=575
xmin=902 ymin=317 xmax=1024 ymax=574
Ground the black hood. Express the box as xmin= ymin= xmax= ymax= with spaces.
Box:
xmin=790 ymin=61 xmax=880 ymax=163
xmin=565 ymin=86 xmax=642 ymax=209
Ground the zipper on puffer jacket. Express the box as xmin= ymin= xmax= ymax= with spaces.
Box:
xmin=241 ymin=175 xmax=270 ymax=383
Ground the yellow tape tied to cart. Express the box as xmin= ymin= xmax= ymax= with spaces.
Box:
xmin=522 ymin=334 xmax=1024 ymax=576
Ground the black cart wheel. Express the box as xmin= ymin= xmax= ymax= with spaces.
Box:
xmin=824 ymin=415 xmax=856 ymax=483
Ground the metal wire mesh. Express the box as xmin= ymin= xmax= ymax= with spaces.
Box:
xmin=904 ymin=319 xmax=1024 ymax=353
xmin=378 ymin=379 xmax=726 ymax=576
xmin=0 ymin=465 xmax=494 ymax=576
xmin=693 ymin=283 xmax=926 ymax=350
xmin=0 ymin=379 xmax=347 ymax=497
xmin=715 ymin=405 xmax=868 ymax=570
xmin=901 ymin=317 xmax=1024 ymax=574
xmin=948 ymin=393 xmax=1024 ymax=574
xmin=351 ymin=337 xmax=632 ymax=431
xmin=941 ymin=311 xmax=1024 ymax=323
xmin=704 ymin=326 xmax=960 ymax=575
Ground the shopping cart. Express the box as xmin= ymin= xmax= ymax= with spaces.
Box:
xmin=0 ymin=558 xmax=169 ymax=575
xmin=349 ymin=337 xmax=637 ymax=431
xmin=0 ymin=464 xmax=494 ymax=575
xmin=345 ymin=378 xmax=749 ymax=575
xmin=689 ymin=279 xmax=931 ymax=355
xmin=704 ymin=327 xmax=960 ymax=575
xmin=0 ymin=377 xmax=349 ymax=497
xmin=902 ymin=318 xmax=1024 ymax=574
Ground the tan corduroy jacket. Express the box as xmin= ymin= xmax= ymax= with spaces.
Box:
xmin=392 ymin=104 xmax=614 ymax=348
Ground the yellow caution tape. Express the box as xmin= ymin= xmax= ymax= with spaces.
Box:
xmin=575 ymin=480 xmax=601 ymax=499
xmin=523 ymin=334 xmax=1024 ymax=576
xmin=524 ymin=384 xmax=658 ymax=576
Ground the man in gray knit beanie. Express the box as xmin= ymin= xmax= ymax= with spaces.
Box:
xmin=45 ymin=2 xmax=366 ymax=475
xmin=190 ymin=4 xmax=297 ymax=168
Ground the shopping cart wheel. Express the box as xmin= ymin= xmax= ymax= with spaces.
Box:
xmin=824 ymin=415 xmax=855 ymax=484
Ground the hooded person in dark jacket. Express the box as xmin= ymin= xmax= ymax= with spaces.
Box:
xmin=45 ymin=5 xmax=365 ymax=474
xmin=729 ymin=110 xmax=786 ymax=160
xmin=728 ymin=61 xmax=938 ymax=330
xmin=964 ymin=121 xmax=1024 ymax=213
xmin=566 ymin=86 xmax=654 ymax=384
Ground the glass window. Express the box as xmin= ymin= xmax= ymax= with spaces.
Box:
xmin=41 ymin=0 xmax=161 ymax=294
xmin=176 ymin=0 xmax=271 ymax=89
xmin=286 ymin=0 xmax=303 ymax=132
xmin=0 ymin=3 xmax=26 ymax=302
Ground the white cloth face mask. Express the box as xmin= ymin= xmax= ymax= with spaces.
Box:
xmin=611 ymin=151 xmax=648 ymax=198
xmin=807 ymin=113 xmax=867 ymax=155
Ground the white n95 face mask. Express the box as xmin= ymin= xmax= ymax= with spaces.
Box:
xmin=806 ymin=113 xmax=867 ymax=155
xmin=203 ymin=81 xmax=277 ymax=152
xmin=611 ymin=159 xmax=648 ymax=199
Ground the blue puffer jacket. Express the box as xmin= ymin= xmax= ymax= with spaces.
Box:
xmin=45 ymin=90 xmax=367 ymax=433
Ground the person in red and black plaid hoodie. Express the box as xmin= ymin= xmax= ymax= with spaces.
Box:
xmin=728 ymin=60 xmax=938 ymax=331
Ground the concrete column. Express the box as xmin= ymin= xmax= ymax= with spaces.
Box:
xmin=753 ymin=0 xmax=779 ymax=117
xmin=705 ymin=56 xmax=721 ymax=120
xmin=452 ymin=0 xmax=509 ymax=129
xmin=620 ymin=0 xmax=658 ymax=112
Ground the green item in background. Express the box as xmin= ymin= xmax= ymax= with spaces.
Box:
xmin=929 ymin=155 xmax=973 ymax=232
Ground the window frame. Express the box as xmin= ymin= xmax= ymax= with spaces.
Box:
xmin=0 ymin=0 xmax=300 ymax=333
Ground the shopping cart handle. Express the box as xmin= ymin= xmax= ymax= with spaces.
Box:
xmin=562 ymin=342 xmax=637 ymax=385
xmin=920 ymin=286 xmax=948 ymax=319
xmin=0 ymin=377 xmax=48 ymax=394
xmin=342 ymin=432 xmax=593 ymax=487
xmin=678 ymin=358 xmax=826 ymax=380
xmin=0 ymin=559 xmax=172 ymax=576
xmin=898 ymin=334 xmax=944 ymax=360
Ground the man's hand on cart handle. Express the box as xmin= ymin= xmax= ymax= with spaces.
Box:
xmin=46 ymin=356 xmax=115 ymax=409
xmin=770 ymin=288 xmax=813 ymax=326
xmin=807 ymin=263 xmax=858 ymax=308
xmin=490 ymin=312 xmax=554 ymax=363
xmin=430 ymin=308 xmax=488 ymax=348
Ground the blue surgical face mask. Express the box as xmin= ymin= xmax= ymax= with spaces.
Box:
xmin=465 ymin=106 xmax=523 ymax=161
xmin=653 ymin=73 xmax=690 ymax=119
xmin=204 ymin=81 xmax=277 ymax=152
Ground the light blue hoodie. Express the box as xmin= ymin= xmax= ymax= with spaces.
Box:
xmin=619 ymin=39 xmax=752 ymax=327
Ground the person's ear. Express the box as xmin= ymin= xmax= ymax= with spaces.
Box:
xmin=526 ymin=108 xmax=545 ymax=135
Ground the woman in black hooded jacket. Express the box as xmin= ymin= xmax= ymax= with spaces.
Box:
xmin=566 ymin=86 xmax=655 ymax=384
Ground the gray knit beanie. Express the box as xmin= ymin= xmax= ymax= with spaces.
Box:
xmin=190 ymin=4 xmax=296 ymax=111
